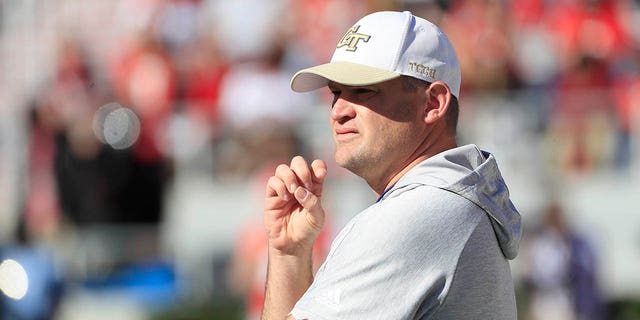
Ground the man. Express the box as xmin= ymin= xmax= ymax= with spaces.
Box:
xmin=262 ymin=11 xmax=522 ymax=319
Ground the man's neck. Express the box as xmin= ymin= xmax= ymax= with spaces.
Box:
xmin=371 ymin=137 xmax=457 ymax=196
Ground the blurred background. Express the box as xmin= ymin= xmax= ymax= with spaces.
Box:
xmin=0 ymin=0 xmax=639 ymax=319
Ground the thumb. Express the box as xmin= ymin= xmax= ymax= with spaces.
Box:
xmin=294 ymin=186 xmax=320 ymax=210
xmin=294 ymin=186 xmax=324 ymax=226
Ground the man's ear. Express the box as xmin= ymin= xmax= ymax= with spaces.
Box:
xmin=424 ymin=81 xmax=451 ymax=125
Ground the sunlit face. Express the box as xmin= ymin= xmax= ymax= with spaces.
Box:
xmin=328 ymin=77 xmax=428 ymax=184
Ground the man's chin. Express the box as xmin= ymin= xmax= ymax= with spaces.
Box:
xmin=335 ymin=153 xmax=363 ymax=174
xmin=334 ymin=151 xmax=350 ymax=168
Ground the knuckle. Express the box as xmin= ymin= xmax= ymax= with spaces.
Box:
xmin=290 ymin=155 xmax=308 ymax=168
xmin=266 ymin=176 xmax=285 ymax=195
xmin=266 ymin=175 xmax=281 ymax=187
xmin=275 ymin=164 xmax=290 ymax=173
xmin=291 ymin=157 xmax=311 ymax=175
xmin=275 ymin=165 xmax=295 ymax=181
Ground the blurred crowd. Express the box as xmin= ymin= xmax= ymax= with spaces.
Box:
xmin=0 ymin=0 xmax=639 ymax=319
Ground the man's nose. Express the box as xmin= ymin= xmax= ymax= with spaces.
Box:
xmin=330 ymin=97 xmax=356 ymax=122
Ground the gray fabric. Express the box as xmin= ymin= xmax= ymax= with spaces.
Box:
xmin=290 ymin=144 xmax=522 ymax=319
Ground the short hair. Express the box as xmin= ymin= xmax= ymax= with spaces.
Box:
xmin=402 ymin=76 xmax=459 ymax=135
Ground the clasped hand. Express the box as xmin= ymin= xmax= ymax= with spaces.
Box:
xmin=264 ymin=156 xmax=327 ymax=255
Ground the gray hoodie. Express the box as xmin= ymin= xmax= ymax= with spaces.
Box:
xmin=291 ymin=144 xmax=523 ymax=319
xmin=388 ymin=144 xmax=522 ymax=260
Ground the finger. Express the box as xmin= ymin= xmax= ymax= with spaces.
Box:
xmin=290 ymin=156 xmax=312 ymax=190
xmin=265 ymin=175 xmax=289 ymax=201
xmin=311 ymin=159 xmax=327 ymax=185
xmin=294 ymin=186 xmax=324 ymax=230
xmin=275 ymin=163 xmax=299 ymax=194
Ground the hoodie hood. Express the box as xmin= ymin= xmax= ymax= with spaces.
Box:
xmin=382 ymin=144 xmax=522 ymax=259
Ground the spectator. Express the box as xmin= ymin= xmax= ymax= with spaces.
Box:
xmin=109 ymin=29 xmax=177 ymax=223
xmin=523 ymin=202 xmax=606 ymax=320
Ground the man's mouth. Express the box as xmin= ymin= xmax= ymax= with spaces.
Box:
xmin=335 ymin=127 xmax=358 ymax=140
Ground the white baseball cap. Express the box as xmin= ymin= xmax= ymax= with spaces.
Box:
xmin=290 ymin=11 xmax=461 ymax=97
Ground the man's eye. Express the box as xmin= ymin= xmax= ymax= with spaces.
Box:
xmin=330 ymin=90 xmax=340 ymax=109
xmin=355 ymin=88 xmax=376 ymax=95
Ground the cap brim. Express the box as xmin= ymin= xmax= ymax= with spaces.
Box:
xmin=290 ymin=61 xmax=401 ymax=93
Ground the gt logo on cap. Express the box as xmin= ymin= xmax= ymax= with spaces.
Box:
xmin=337 ymin=25 xmax=371 ymax=52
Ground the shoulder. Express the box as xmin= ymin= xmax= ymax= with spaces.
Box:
xmin=329 ymin=185 xmax=484 ymax=261
xmin=373 ymin=184 xmax=484 ymax=232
